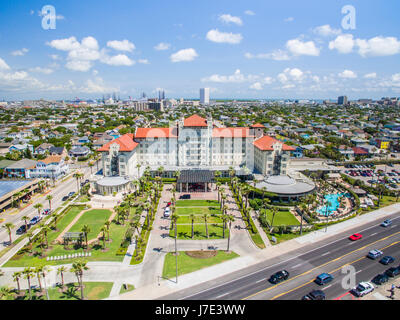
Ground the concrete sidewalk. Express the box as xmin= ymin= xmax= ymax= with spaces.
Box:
xmin=111 ymin=203 xmax=400 ymax=300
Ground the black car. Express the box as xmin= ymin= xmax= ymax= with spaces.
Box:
xmin=68 ymin=191 xmax=76 ymax=197
xmin=302 ymin=290 xmax=326 ymax=300
xmin=62 ymin=195 xmax=69 ymax=201
xmin=385 ymin=267 xmax=400 ymax=278
xmin=269 ymin=270 xmax=290 ymax=284
xmin=179 ymin=194 xmax=191 ymax=199
xmin=380 ymin=256 xmax=395 ymax=265
xmin=372 ymin=273 xmax=389 ymax=285
xmin=16 ymin=224 xmax=30 ymax=235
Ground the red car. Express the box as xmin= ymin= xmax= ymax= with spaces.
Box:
xmin=349 ymin=233 xmax=363 ymax=241
xmin=166 ymin=202 xmax=172 ymax=207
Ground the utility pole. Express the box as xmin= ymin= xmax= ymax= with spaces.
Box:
xmin=175 ymin=222 xmax=178 ymax=284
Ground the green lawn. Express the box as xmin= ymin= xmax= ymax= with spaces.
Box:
xmin=4 ymin=207 xmax=136 ymax=267
xmin=170 ymin=223 xmax=228 ymax=240
xmin=47 ymin=282 xmax=113 ymax=300
xmin=162 ymin=251 xmax=239 ymax=279
xmin=69 ymin=209 xmax=113 ymax=240
xmin=176 ymin=206 xmax=222 ymax=216
xmin=175 ymin=200 xmax=220 ymax=207
xmin=119 ymin=284 xmax=135 ymax=295
xmin=177 ymin=215 xmax=222 ymax=224
xmin=260 ymin=209 xmax=300 ymax=226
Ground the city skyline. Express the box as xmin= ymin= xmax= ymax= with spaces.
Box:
xmin=1 ymin=0 xmax=400 ymax=100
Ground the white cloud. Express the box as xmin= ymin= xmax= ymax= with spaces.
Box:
xmin=154 ymin=42 xmax=171 ymax=51
xmin=138 ymin=59 xmax=149 ymax=64
xmin=80 ymin=77 xmax=118 ymax=94
xmin=65 ymin=60 xmax=93 ymax=72
xmin=218 ymin=14 xmax=243 ymax=26
xmin=170 ymin=48 xmax=198 ymax=62
xmin=329 ymin=34 xmax=354 ymax=54
xmin=364 ymin=72 xmax=377 ymax=79
xmin=329 ymin=35 xmax=400 ymax=57
xmin=391 ymin=73 xmax=400 ymax=82
xmin=47 ymin=37 xmax=81 ymax=51
xmin=244 ymin=10 xmax=255 ymax=16
xmin=250 ymin=82 xmax=263 ymax=90
xmin=50 ymin=54 xmax=61 ymax=60
xmin=206 ymin=29 xmax=243 ymax=44
xmin=313 ymin=25 xmax=341 ymax=37
xmin=356 ymin=36 xmax=400 ymax=57
xmin=11 ymin=48 xmax=29 ymax=56
xmin=338 ymin=70 xmax=357 ymax=79
xmin=284 ymin=17 xmax=294 ymax=22
xmin=107 ymin=40 xmax=135 ymax=52
xmin=28 ymin=67 xmax=54 ymax=74
xmin=286 ymin=39 xmax=320 ymax=56
xmin=245 ymin=50 xmax=290 ymax=61
xmin=277 ymin=68 xmax=306 ymax=85
xmin=101 ymin=54 xmax=135 ymax=66
xmin=202 ymin=69 xmax=258 ymax=83
xmin=0 ymin=58 xmax=11 ymax=70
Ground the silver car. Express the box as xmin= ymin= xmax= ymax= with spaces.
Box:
xmin=352 ymin=282 xmax=374 ymax=297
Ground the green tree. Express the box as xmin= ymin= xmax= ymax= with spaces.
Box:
xmin=2 ymin=223 xmax=14 ymax=244
xmin=70 ymin=260 xmax=89 ymax=300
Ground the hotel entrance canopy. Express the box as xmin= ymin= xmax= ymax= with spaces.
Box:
xmin=177 ymin=170 xmax=215 ymax=184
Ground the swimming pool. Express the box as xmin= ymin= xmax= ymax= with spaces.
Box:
xmin=316 ymin=193 xmax=351 ymax=216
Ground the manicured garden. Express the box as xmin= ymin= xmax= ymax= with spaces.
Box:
xmin=259 ymin=208 xmax=300 ymax=226
xmin=162 ymin=250 xmax=239 ymax=279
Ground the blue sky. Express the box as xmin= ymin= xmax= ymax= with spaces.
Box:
xmin=1 ymin=0 xmax=400 ymax=100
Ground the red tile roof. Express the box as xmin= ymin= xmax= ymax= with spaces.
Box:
xmin=97 ymin=133 xmax=138 ymax=152
xmin=135 ymin=127 xmax=178 ymax=139
xmin=212 ymin=128 xmax=254 ymax=138
xmin=184 ymin=115 xmax=208 ymax=127
xmin=352 ymin=147 xmax=369 ymax=155
xmin=251 ymin=123 xmax=265 ymax=128
xmin=253 ymin=135 xmax=295 ymax=151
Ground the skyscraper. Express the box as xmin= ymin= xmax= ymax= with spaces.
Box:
xmin=200 ymin=88 xmax=210 ymax=105
xmin=338 ymin=96 xmax=348 ymax=105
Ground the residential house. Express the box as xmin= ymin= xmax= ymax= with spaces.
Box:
xmin=27 ymin=155 xmax=69 ymax=179
xmin=34 ymin=143 xmax=55 ymax=155
xmin=4 ymin=159 xmax=37 ymax=178
xmin=69 ymin=146 xmax=90 ymax=158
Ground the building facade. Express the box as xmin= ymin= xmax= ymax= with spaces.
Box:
xmin=95 ymin=115 xmax=294 ymax=194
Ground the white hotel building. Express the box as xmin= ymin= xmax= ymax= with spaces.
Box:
xmin=95 ymin=115 xmax=295 ymax=195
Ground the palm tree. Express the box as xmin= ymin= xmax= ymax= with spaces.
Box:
xmin=12 ymin=271 xmax=22 ymax=294
xmin=81 ymin=225 xmax=91 ymax=249
xmin=2 ymin=223 xmax=14 ymax=244
xmin=171 ymin=212 xmax=179 ymax=238
xmin=189 ymin=213 xmax=195 ymax=239
xmin=270 ymin=207 xmax=278 ymax=233
xmin=0 ymin=286 xmax=13 ymax=300
xmin=57 ymin=266 xmax=67 ymax=289
xmin=26 ymin=231 xmax=33 ymax=244
xmin=104 ymin=221 xmax=111 ymax=241
xmin=42 ymin=225 xmax=51 ymax=249
xmin=40 ymin=266 xmax=50 ymax=293
xmin=70 ymin=260 xmax=89 ymax=300
xmin=34 ymin=203 xmax=43 ymax=216
xmin=21 ymin=216 xmax=30 ymax=233
xmin=46 ymin=195 xmax=53 ymax=211
xmin=73 ymin=172 xmax=84 ymax=193
xmin=221 ymin=215 xmax=227 ymax=239
xmin=22 ymin=267 xmax=34 ymax=300
xmin=203 ymin=213 xmax=209 ymax=239
xmin=14 ymin=191 xmax=22 ymax=208
xmin=100 ymin=226 xmax=107 ymax=249
xmin=34 ymin=266 xmax=43 ymax=292
xmin=226 ymin=214 xmax=235 ymax=252
xmin=136 ymin=163 xmax=142 ymax=179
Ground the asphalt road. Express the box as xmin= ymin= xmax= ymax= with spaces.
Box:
xmin=0 ymin=165 xmax=91 ymax=246
xmin=159 ymin=211 xmax=400 ymax=300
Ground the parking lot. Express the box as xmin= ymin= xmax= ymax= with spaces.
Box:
xmin=338 ymin=163 xmax=400 ymax=191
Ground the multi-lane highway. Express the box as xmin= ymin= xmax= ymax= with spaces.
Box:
xmin=160 ymin=211 xmax=400 ymax=300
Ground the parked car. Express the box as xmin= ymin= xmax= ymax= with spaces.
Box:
xmin=372 ymin=273 xmax=389 ymax=285
xmin=29 ymin=216 xmax=42 ymax=225
xmin=381 ymin=219 xmax=392 ymax=227
xmin=315 ymin=273 xmax=334 ymax=285
xmin=62 ymin=195 xmax=69 ymax=201
xmin=380 ymin=256 xmax=395 ymax=265
xmin=385 ymin=266 xmax=400 ymax=278
xmin=352 ymin=282 xmax=374 ymax=297
xmin=179 ymin=194 xmax=191 ymax=199
xmin=349 ymin=233 xmax=363 ymax=241
xmin=16 ymin=224 xmax=31 ymax=235
xmin=68 ymin=191 xmax=76 ymax=198
xmin=367 ymin=249 xmax=383 ymax=260
xmin=42 ymin=209 xmax=51 ymax=215
xmin=166 ymin=202 xmax=172 ymax=207
xmin=268 ymin=270 xmax=290 ymax=284
xmin=302 ymin=290 xmax=326 ymax=300
xmin=163 ymin=207 xmax=171 ymax=218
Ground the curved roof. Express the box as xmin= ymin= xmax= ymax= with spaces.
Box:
xmin=96 ymin=176 xmax=130 ymax=187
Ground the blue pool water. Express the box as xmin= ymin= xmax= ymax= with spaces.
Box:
xmin=316 ymin=193 xmax=351 ymax=216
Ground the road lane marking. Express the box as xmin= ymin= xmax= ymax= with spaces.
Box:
xmin=321 ymin=251 xmax=331 ymax=256
xmin=216 ymin=292 xmax=231 ymax=299
xmin=371 ymin=232 xmax=377 ymax=236
xmin=291 ymin=263 xmax=303 ymax=269
xmin=256 ymin=279 xmax=265 ymax=283
xmin=179 ymin=215 xmax=400 ymax=300
xmin=242 ymin=232 xmax=400 ymax=300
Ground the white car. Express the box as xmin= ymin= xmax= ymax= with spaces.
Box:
xmin=163 ymin=207 xmax=171 ymax=218
xmin=352 ymin=282 xmax=374 ymax=297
